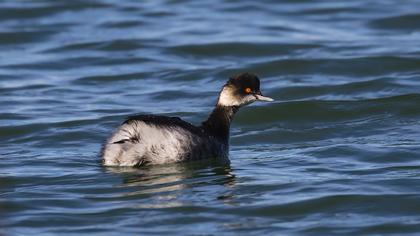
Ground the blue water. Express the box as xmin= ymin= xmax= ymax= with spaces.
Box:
xmin=1 ymin=0 xmax=420 ymax=235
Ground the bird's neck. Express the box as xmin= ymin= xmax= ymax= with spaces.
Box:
xmin=201 ymin=105 xmax=239 ymax=143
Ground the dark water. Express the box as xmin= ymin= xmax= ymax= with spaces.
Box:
xmin=1 ymin=0 xmax=420 ymax=235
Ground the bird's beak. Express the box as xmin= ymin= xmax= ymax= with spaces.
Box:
xmin=255 ymin=92 xmax=274 ymax=102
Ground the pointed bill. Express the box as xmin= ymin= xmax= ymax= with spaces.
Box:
xmin=255 ymin=94 xmax=274 ymax=102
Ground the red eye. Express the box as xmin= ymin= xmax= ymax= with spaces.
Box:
xmin=245 ymin=88 xmax=252 ymax=93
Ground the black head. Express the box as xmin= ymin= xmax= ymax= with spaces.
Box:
xmin=218 ymin=72 xmax=273 ymax=107
xmin=227 ymin=73 xmax=261 ymax=95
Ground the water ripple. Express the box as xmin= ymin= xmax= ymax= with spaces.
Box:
xmin=1 ymin=0 xmax=420 ymax=235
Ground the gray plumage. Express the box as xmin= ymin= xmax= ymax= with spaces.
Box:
xmin=101 ymin=115 xmax=228 ymax=166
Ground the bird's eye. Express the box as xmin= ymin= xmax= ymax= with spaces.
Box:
xmin=245 ymin=87 xmax=252 ymax=93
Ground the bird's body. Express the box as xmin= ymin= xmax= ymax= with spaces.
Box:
xmin=101 ymin=73 xmax=273 ymax=167
xmin=101 ymin=114 xmax=229 ymax=166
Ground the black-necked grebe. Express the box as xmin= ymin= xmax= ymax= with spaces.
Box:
xmin=101 ymin=72 xmax=273 ymax=167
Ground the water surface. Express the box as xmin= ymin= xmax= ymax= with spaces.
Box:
xmin=1 ymin=0 xmax=420 ymax=235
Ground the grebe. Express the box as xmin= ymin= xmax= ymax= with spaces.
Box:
xmin=101 ymin=72 xmax=273 ymax=167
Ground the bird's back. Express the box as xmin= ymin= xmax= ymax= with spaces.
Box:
xmin=101 ymin=115 xmax=227 ymax=166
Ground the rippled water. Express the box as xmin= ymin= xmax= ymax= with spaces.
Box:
xmin=1 ymin=0 xmax=420 ymax=235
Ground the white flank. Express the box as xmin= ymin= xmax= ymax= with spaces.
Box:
xmin=102 ymin=121 xmax=195 ymax=166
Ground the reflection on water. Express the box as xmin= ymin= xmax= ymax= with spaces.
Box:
xmin=105 ymin=160 xmax=236 ymax=208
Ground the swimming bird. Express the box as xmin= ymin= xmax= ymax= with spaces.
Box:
xmin=101 ymin=72 xmax=273 ymax=167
